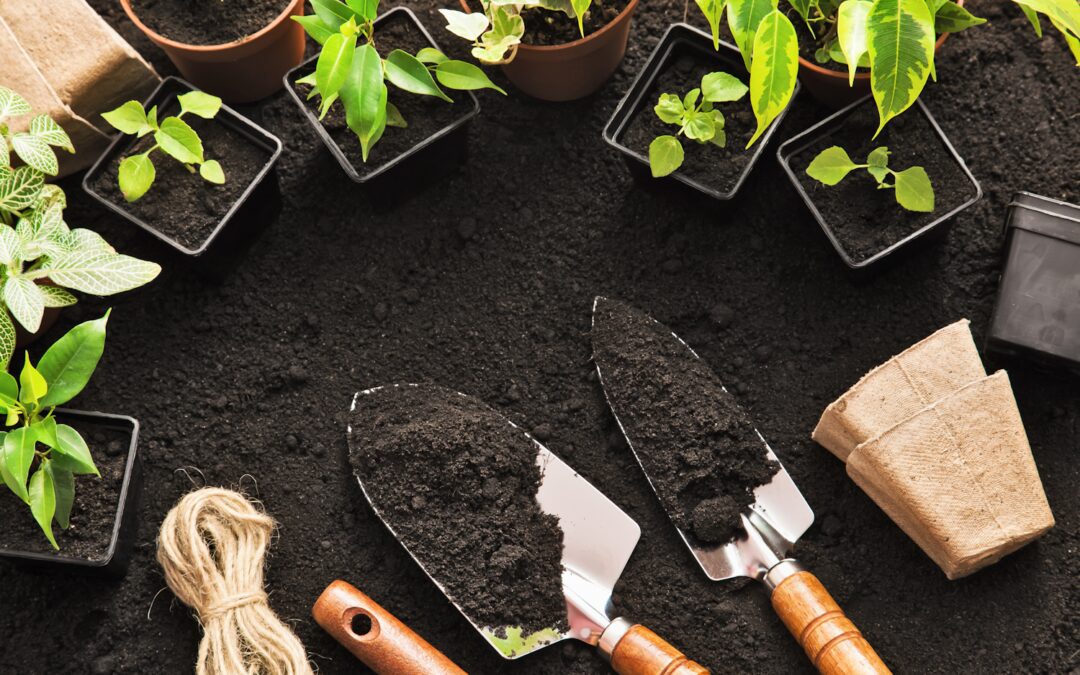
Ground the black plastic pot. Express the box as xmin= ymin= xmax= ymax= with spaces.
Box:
xmin=602 ymin=23 xmax=799 ymax=202
xmin=987 ymin=192 xmax=1080 ymax=376
xmin=777 ymin=96 xmax=982 ymax=272
xmin=0 ymin=410 xmax=142 ymax=578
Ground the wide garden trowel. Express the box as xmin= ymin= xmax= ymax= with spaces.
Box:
xmin=591 ymin=297 xmax=891 ymax=675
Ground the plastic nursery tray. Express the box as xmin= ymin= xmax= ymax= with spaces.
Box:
xmin=987 ymin=192 xmax=1080 ymax=376
xmin=0 ymin=410 xmax=142 ymax=578
xmin=82 ymin=76 xmax=284 ymax=259
xmin=777 ymin=96 xmax=982 ymax=272
xmin=602 ymin=22 xmax=799 ymax=201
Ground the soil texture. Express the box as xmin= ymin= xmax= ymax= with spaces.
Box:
xmin=347 ymin=385 xmax=567 ymax=637
xmin=520 ymin=0 xmax=630 ymax=46
xmin=785 ymin=100 xmax=978 ymax=264
xmin=129 ymin=0 xmax=291 ymax=46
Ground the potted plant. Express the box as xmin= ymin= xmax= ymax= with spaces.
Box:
xmin=0 ymin=312 xmax=143 ymax=577
xmin=777 ymin=96 xmax=981 ymax=270
xmin=0 ymin=86 xmax=161 ymax=362
xmin=1014 ymin=0 xmax=1080 ymax=65
xmin=119 ymin=0 xmax=307 ymax=103
xmin=441 ymin=0 xmax=640 ymax=100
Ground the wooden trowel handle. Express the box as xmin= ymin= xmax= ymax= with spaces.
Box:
xmin=770 ymin=569 xmax=891 ymax=675
xmin=603 ymin=620 xmax=710 ymax=675
xmin=312 ymin=580 xmax=466 ymax=675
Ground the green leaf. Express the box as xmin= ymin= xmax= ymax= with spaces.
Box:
xmin=0 ymin=165 xmax=45 ymax=212
xmin=435 ymin=60 xmax=508 ymax=95
xmin=867 ymin=0 xmax=936 ymax=136
xmin=0 ymin=311 xmax=14 ymax=372
xmin=1052 ymin=16 xmax=1080 ymax=65
xmin=40 ymin=250 xmax=162 ymax=295
xmin=29 ymin=115 xmax=73 ymax=152
xmin=701 ymin=71 xmax=749 ymax=102
xmin=655 ymin=93 xmax=685 ymax=124
xmin=439 ymin=8 xmax=490 ymax=41
xmin=155 ymin=116 xmax=204 ymax=164
xmin=29 ymin=463 xmax=58 ymax=549
xmin=52 ymin=424 xmax=98 ymax=475
xmin=4 ymin=424 xmax=39 ymax=502
xmin=177 ymin=91 xmax=223 ymax=119
xmin=339 ymin=42 xmax=387 ymax=162
xmin=33 ymin=417 xmax=57 ymax=449
xmin=649 ymin=135 xmax=684 ymax=177
xmin=292 ymin=14 xmax=338 ymax=44
xmin=102 ymin=101 xmax=152 ymax=136
xmin=727 ymin=0 xmax=779 ymax=69
xmin=385 ymin=50 xmax=453 ymax=102
xmin=789 ymin=0 xmax=813 ymax=21
xmin=934 ymin=1 xmax=986 ymax=33
xmin=47 ymin=461 xmax=74 ymax=529
xmin=571 ymin=0 xmax=592 ymax=36
xmin=747 ymin=10 xmax=798 ymax=147
xmin=684 ymin=112 xmax=716 ymax=141
xmin=316 ymin=32 xmax=357 ymax=111
xmin=893 ymin=165 xmax=934 ymax=211
xmin=867 ymin=145 xmax=890 ymax=167
xmin=310 ymin=0 xmax=360 ymax=29
xmin=0 ymin=87 xmax=32 ymax=120
xmin=417 ymin=48 xmax=449 ymax=64
xmin=1012 ymin=0 xmax=1080 ymax=40
xmin=683 ymin=88 xmax=701 ymax=110
xmin=346 ymin=0 xmax=379 ymax=21
xmin=806 ymin=145 xmax=860 ymax=185
xmin=0 ymin=372 xmax=17 ymax=404
xmin=39 ymin=286 xmax=77 ymax=308
xmin=1018 ymin=4 xmax=1042 ymax=36
xmin=838 ymin=0 xmax=873 ymax=85
xmin=147 ymin=105 xmax=159 ymax=129
xmin=118 ymin=152 xmax=155 ymax=202
xmin=19 ymin=353 xmax=47 ymax=407
xmin=36 ymin=312 xmax=108 ymax=409
xmin=4 ymin=277 xmax=45 ymax=333
xmin=200 ymin=159 xmax=225 ymax=184
xmin=695 ymin=0 xmax=728 ymax=49
xmin=385 ymin=102 xmax=408 ymax=128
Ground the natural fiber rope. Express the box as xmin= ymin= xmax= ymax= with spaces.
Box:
xmin=157 ymin=487 xmax=314 ymax=675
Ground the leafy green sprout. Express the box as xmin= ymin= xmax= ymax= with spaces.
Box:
xmin=102 ymin=90 xmax=226 ymax=202
xmin=805 ymin=145 xmax=934 ymax=212
xmin=0 ymin=312 xmax=110 ymax=549
xmin=648 ymin=72 xmax=748 ymax=178
xmin=293 ymin=0 xmax=505 ymax=162
xmin=441 ymin=0 xmax=593 ymax=66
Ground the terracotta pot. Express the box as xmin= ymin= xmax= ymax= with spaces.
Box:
xmin=798 ymin=0 xmax=963 ymax=108
xmin=120 ymin=0 xmax=306 ymax=103
xmin=459 ymin=0 xmax=639 ymax=101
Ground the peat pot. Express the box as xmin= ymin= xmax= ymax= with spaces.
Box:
xmin=603 ymin=23 xmax=798 ymax=203
xmin=0 ymin=410 xmax=142 ymax=578
xmin=987 ymin=192 xmax=1080 ymax=376
xmin=777 ymin=96 xmax=981 ymax=273
xmin=120 ymin=0 xmax=306 ymax=102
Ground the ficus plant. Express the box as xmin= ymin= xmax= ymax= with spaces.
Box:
xmin=1014 ymin=0 xmax=1080 ymax=64
xmin=293 ymin=0 xmax=505 ymax=162
xmin=648 ymin=71 xmax=749 ymax=177
xmin=806 ymin=145 xmax=934 ymax=212
xmin=441 ymin=0 xmax=592 ymax=65
xmin=0 ymin=312 xmax=109 ymax=549
xmin=103 ymin=91 xmax=226 ymax=202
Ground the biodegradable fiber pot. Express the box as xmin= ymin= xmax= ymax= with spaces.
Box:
xmin=120 ymin=0 xmax=305 ymax=103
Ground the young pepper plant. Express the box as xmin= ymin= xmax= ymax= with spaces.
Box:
xmin=648 ymin=72 xmax=749 ymax=177
xmin=441 ymin=0 xmax=587 ymax=65
xmin=0 ymin=312 xmax=109 ymax=549
xmin=806 ymin=145 xmax=934 ymax=212
xmin=293 ymin=0 xmax=505 ymax=161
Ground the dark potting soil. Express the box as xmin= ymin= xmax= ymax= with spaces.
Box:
xmin=592 ymin=298 xmax=778 ymax=543
xmin=88 ymin=101 xmax=273 ymax=251
xmin=0 ymin=419 xmax=129 ymax=561
xmin=786 ymin=101 xmax=978 ymax=264
xmin=129 ymin=0 xmax=290 ymax=46
xmin=520 ymin=0 xmax=629 ymax=46
xmin=347 ymin=385 xmax=567 ymax=637
xmin=618 ymin=47 xmax=756 ymax=194
xmin=289 ymin=13 xmax=471 ymax=180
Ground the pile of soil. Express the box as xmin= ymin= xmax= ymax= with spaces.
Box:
xmin=347 ymin=385 xmax=567 ymax=637
xmin=521 ymin=0 xmax=630 ymax=46
xmin=592 ymin=298 xmax=779 ymax=543
xmin=129 ymin=0 xmax=290 ymax=46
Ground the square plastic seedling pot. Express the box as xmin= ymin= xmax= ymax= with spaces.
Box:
xmin=602 ymin=23 xmax=799 ymax=204
xmin=0 ymin=410 xmax=142 ymax=578
xmin=777 ymin=96 xmax=982 ymax=274
xmin=987 ymin=192 xmax=1080 ymax=376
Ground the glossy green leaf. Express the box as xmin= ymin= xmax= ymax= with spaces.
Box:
xmin=293 ymin=14 xmax=337 ymax=44
xmin=435 ymin=60 xmax=508 ymax=95
xmin=117 ymin=152 xmax=155 ymax=202
xmin=894 ymin=166 xmax=934 ymax=211
xmin=101 ymin=101 xmax=152 ymax=136
xmin=36 ymin=312 xmax=108 ymax=409
xmin=386 ymin=102 xmax=408 ymax=128
xmin=440 ymin=8 xmax=490 ymax=41
xmin=866 ymin=0 xmax=936 ymax=136
xmin=416 ymin=47 xmax=449 ymax=64
xmin=47 ymin=461 xmax=74 ymax=529
xmin=200 ymin=159 xmax=225 ymax=184
xmin=806 ymin=145 xmax=859 ymax=185
xmin=838 ymin=0 xmax=873 ymax=85
xmin=649 ymin=135 xmax=684 ymax=177
xmin=701 ymin=71 xmax=749 ymax=102
xmin=4 ymin=424 xmax=39 ymax=502
xmin=340 ymin=43 xmax=387 ymax=162
xmin=4 ymin=277 xmax=44 ymax=333
xmin=155 ymin=117 xmax=203 ymax=164
xmin=0 ymin=372 xmax=17 ymax=404
xmin=52 ymin=424 xmax=98 ymax=475
xmin=33 ymin=417 xmax=57 ymax=449
xmin=385 ymin=50 xmax=453 ymax=102
xmin=747 ymin=10 xmax=798 ymax=147
xmin=19 ymin=353 xmax=47 ymax=407
xmin=29 ymin=463 xmax=58 ymax=549
xmin=934 ymin=1 xmax=986 ymax=32
xmin=177 ymin=91 xmax=223 ymax=119
xmin=727 ymin=0 xmax=779 ymax=69
xmin=316 ymin=32 xmax=357 ymax=116
xmin=310 ymin=0 xmax=360 ymax=29
xmin=695 ymin=0 xmax=727 ymax=49
xmin=346 ymin=0 xmax=379 ymax=21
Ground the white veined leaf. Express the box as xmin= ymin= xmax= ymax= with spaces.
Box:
xmin=38 ymin=184 xmax=66 ymax=210
xmin=3 ymin=276 xmax=45 ymax=332
xmin=838 ymin=0 xmax=873 ymax=85
xmin=28 ymin=115 xmax=74 ymax=152
xmin=38 ymin=285 xmax=77 ymax=308
xmin=0 ymin=138 xmax=9 ymax=169
xmin=0 ymin=166 xmax=44 ymax=212
xmin=439 ymin=9 xmax=490 ymax=41
xmin=0 ymin=87 xmax=31 ymax=120
xmin=39 ymin=250 xmax=162 ymax=296
xmin=63 ymin=228 xmax=117 ymax=255
xmin=727 ymin=0 xmax=779 ymax=69
xmin=0 ymin=310 xmax=14 ymax=372
xmin=0 ymin=226 xmax=21 ymax=265
xmin=867 ymin=0 xmax=936 ymax=136
xmin=747 ymin=10 xmax=798 ymax=147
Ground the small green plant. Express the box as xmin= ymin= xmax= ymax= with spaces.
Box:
xmin=0 ymin=313 xmax=109 ymax=549
xmin=806 ymin=145 xmax=934 ymax=212
xmin=102 ymin=90 xmax=226 ymax=202
xmin=441 ymin=0 xmax=590 ymax=65
xmin=648 ymin=72 xmax=748 ymax=177
xmin=293 ymin=0 xmax=505 ymax=162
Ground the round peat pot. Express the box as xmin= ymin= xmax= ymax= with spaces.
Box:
xmin=120 ymin=0 xmax=305 ymax=103
xmin=459 ymin=0 xmax=639 ymax=101
xmin=0 ymin=410 xmax=142 ymax=578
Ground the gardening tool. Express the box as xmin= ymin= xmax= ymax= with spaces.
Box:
xmin=591 ymin=297 xmax=891 ymax=675
xmin=349 ymin=384 xmax=709 ymax=675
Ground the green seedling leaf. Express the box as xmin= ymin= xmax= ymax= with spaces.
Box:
xmin=684 ymin=112 xmax=716 ymax=141
xmin=435 ymin=60 xmax=508 ymax=94
xmin=649 ymin=135 xmax=684 ymax=177
xmin=747 ymin=10 xmax=798 ymax=147
xmin=866 ymin=145 xmax=890 ymax=181
xmin=838 ymin=0 xmax=873 ymax=85
xmin=708 ymin=110 xmax=727 ymax=147
xmin=0 ymin=87 xmax=32 ymax=120
xmin=200 ymin=160 xmax=225 ymax=184
xmin=727 ymin=0 xmax=779 ymax=69
xmin=40 ymin=250 xmax=162 ymax=296
xmin=806 ymin=145 xmax=860 ymax=185
xmin=4 ymin=277 xmax=45 ymax=333
xmin=4 ymin=424 xmax=40 ymax=502
xmin=0 ymin=166 xmax=45 ymax=212
xmin=654 ymin=93 xmax=685 ymax=124
xmin=571 ymin=0 xmax=592 ymax=36
xmin=29 ymin=462 xmax=58 ymax=549
xmin=117 ymin=152 xmax=155 ymax=202
xmin=440 ymin=8 xmax=490 ymax=41
xmin=36 ymin=312 xmax=108 ymax=409
xmin=867 ymin=0 xmax=936 ymax=135
xmin=386 ymin=102 xmax=408 ymax=128
xmin=155 ymin=116 xmax=204 ymax=164
xmin=701 ymin=71 xmax=749 ymax=102
xmin=682 ymin=88 xmax=701 ymax=110
xmin=894 ymin=166 xmax=934 ymax=211
xmin=340 ymin=42 xmax=387 ymax=162
xmin=102 ymin=101 xmax=152 ymax=136
xmin=52 ymin=424 xmax=98 ymax=475
xmin=293 ymin=14 xmax=338 ymax=44
xmin=177 ymin=91 xmax=223 ymax=119
xmin=385 ymin=50 xmax=453 ymax=102
xmin=416 ymin=47 xmax=449 ymax=64
xmin=316 ymin=32 xmax=357 ymax=115
xmin=47 ymin=461 xmax=74 ymax=530
xmin=695 ymin=0 xmax=728 ymax=50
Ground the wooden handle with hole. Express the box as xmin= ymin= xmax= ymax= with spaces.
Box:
xmin=609 ymin=624 xmax=710 ymax=675
xmin=771 ymin=571 xmax=890 ymax=675
xmin=312 ymin=580 xmax=466 ymax=675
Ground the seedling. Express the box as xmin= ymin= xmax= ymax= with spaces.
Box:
xmin=648 ymin=71 xmax=748 ymax=178
xmin=293 ymin=0 xmax=505 ymax=162
xmin=806 ymin=145 xmax=934 ymax=212
xmin=103 ymin=91 xmax=226 ymax=202
xmin=441 ymin=0 xmax=591 ymax=65
xmin=0 ymin=313 xmax=109 ymax=549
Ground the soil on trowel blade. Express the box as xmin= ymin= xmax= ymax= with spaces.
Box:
xmin=347 ymin=384 xmax=567 ymax=639
xmin=592 ymin=298 xmax=779 ymax=544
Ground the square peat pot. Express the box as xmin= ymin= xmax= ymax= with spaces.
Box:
xmin=0 ymin=410 xmax=142 ymax=578
xmin=602 ymin=23 xmax=799 ymax=204
xmin=284 ymin=7 xmax=480 ymax=209
xmin=83 ymin=77 xmax=284 ymax=279
xmin=777 ymin=96 xmax=982 ymax=274
xmin=987 ymin=192 xmax=1080 ymax=376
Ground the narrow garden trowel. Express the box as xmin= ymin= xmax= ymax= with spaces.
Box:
xmin=591 ymin=297 xmax=891 ymax=675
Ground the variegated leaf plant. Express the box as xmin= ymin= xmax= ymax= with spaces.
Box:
xmin=440 ymin=0 xmax=585 ymax=65
xmin=1013 ymin=0 xmax=1080 ymax=65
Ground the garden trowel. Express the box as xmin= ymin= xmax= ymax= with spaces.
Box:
xmin=348 ymin=384 xmax=709 ymax=675
xmin=591 ymin=297 xmax=891 ymax=675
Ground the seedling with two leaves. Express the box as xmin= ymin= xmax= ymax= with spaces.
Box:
xmin=806 ymin=145 xmax=934 ymax=212
xmin=648 ymin=71 xmax=748 ymax=177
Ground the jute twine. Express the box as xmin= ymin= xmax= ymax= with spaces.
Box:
xmin=157 ymin=487 xmax=314 ymax=675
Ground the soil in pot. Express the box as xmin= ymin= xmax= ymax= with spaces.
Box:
xmin=127 ymin=0 xmax=291 ymax=46
xmin=519 ymin=0 xmax=629 ymax=46
xmin=786 ymin=102 xmax=978 ymax=264
xmin=793 ymin=20 xmax=858 ymax=75
xmin=592 ymin=299 xmax=779 ymax=544
xmin=348 ymin=385 xmax=567 ymax=636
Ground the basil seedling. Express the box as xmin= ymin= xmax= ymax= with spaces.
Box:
xmin=806 ymin=145 xmax=935 ymax=212
xmin=648 ymin=71 xmax=748 ymax=178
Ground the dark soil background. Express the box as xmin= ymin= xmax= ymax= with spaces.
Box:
xmin=129 ymin=0 xmax=291 ymax=46
xmin=0 ymin=1 xmax=1075 ymax=673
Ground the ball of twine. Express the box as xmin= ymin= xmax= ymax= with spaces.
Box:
xmin=157 ymin=487 xmax=314 ymax=675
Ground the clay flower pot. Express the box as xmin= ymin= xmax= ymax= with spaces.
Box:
xmin=120 ymin=0 xmax=306 ymax=103
xmin=459 ymin=0 xmax=639 ymax=101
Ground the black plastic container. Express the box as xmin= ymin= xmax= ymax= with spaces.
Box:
xmin=602 ymin=23 xmax=799 ymax=202
xmin=777 ymin=96 xmax=982 ymax=272
xmin=987 ymin=192 xmax=1080 ymax=376
xmin=0 ymin=410 xmax=142 ymax=578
